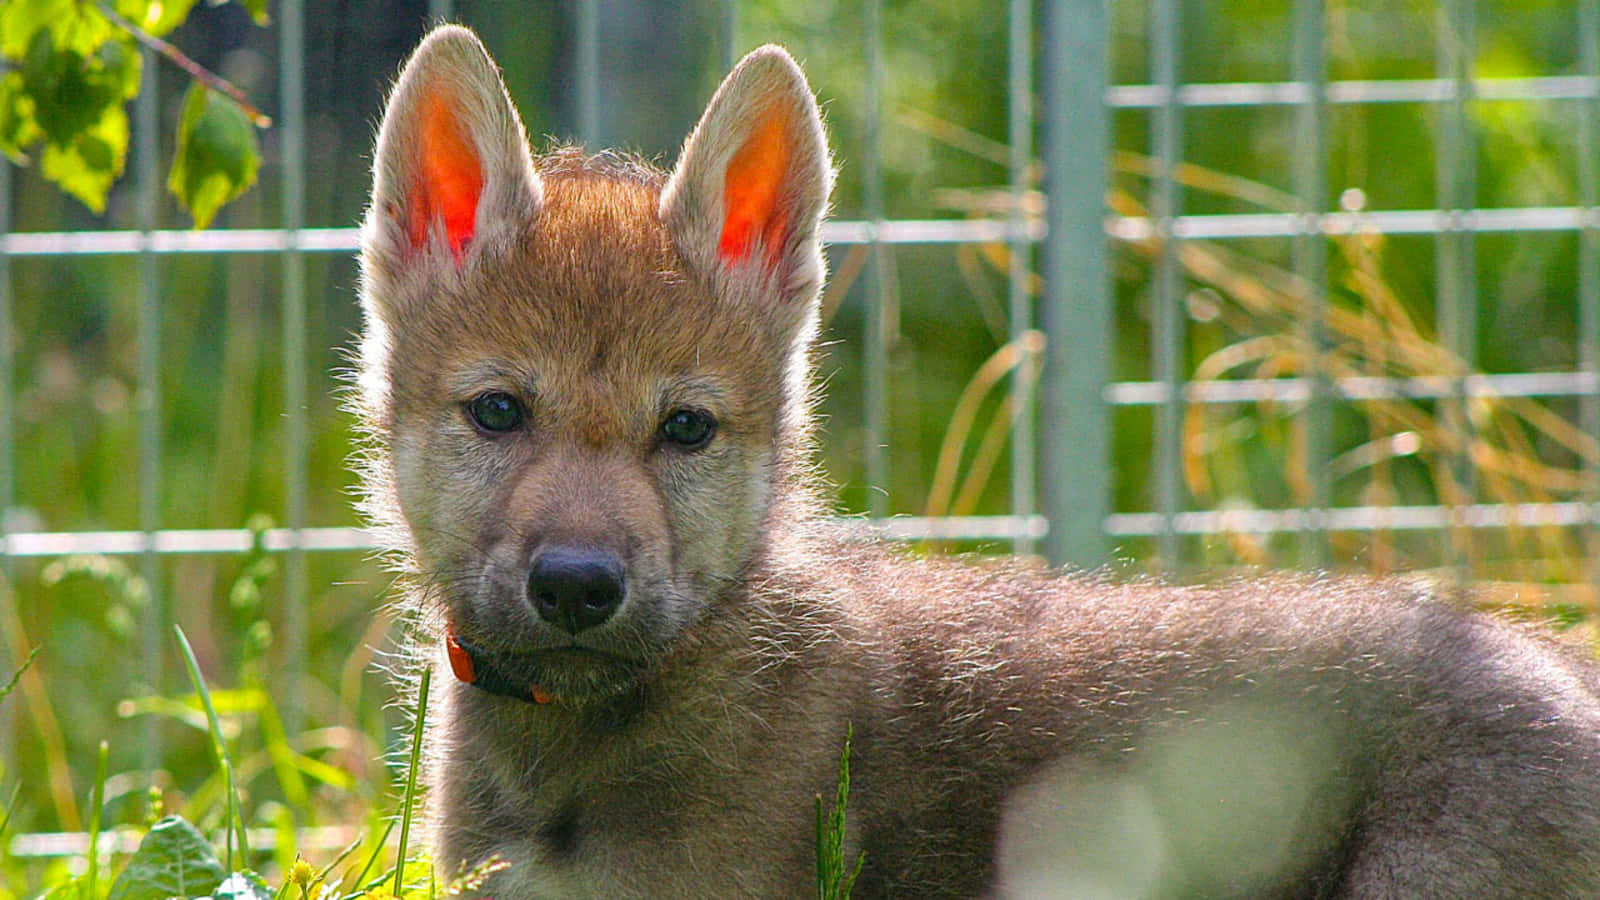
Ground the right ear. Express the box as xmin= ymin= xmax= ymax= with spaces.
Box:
xmin=362 ymin=25 xmax=540 ymax=295
xmin=660 ymin=46 xmax=833 ymax=324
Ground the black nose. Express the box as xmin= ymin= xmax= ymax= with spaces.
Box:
xmin=528 ymin=546 xmax=625 ymax=634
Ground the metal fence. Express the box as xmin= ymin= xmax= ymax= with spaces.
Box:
xmin=3 ymin=0 xmax=1600 ymax=838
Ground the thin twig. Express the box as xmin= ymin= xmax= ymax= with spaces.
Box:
xmin=94 ymin=0 xmax=273 ymax=128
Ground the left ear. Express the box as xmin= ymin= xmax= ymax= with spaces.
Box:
xmin=660 ymin=45 xmax=833 ymax=313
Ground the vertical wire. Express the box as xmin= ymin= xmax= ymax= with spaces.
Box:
xmin=135 ymin=43 xmax=164 ymax=773
xmin=1150 ymin=0 xmax=1183 ymax=568
xmin=576 ymin=0 xmax=600 ymax=146
xmin=863 ymin=0 xmax=889 ymax=517
xmin=720 ymin=0 xmax=738 ymax=73
xmin=1293 ymin=0 xmax=1329 ymax=567
xmin=1435 ymin=0 xmax=1476 ymax=578
xmin=1039 ymin=0 xmax=1112 ymax=567
xmin=1007 ymin=0 xmax=1036 ymax=554
xmin=0 ymin=141 xmax=15 ymax=772
xmin=1579 ymin=0 xmax=1600 ymax=591
xmin=280 ymin=0 xmax=308 ymax=738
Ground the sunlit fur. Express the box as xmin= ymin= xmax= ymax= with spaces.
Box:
xmin=356 ymin=26 xmax=1600 ymax=898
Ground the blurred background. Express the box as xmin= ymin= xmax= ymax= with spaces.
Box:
xmin=2 ymin=0 xmax=1598 ymax=883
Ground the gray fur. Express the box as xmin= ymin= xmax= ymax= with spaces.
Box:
xmin=359 ymin=26 xmax=1600 ymax=899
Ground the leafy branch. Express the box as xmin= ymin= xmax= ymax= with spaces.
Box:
xmin=0 ymin=0 xmax=269 ymax=226
xmin=93 ymin=0 xmax=271 ymax=127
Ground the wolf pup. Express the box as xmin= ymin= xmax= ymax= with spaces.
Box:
xmin=356 ymin=24 xmax=1600 ymax=898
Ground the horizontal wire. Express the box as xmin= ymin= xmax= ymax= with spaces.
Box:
xmin=9 ymin=825 xmax=360 ymax=858
xmin=8 ymin=204 xmax=1598 ymax=258
xmin=1109 ymin=74 xmax=1600 ymax=108
xmin=1107 ymin=502 xmax=1600 ymax=538
xmin=8 ymin=500 xmax=1600 ymax=556
xmin=1106 ymin=371 xmax=1600 ymax=405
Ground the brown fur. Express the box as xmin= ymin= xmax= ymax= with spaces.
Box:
xmin=357 ymin=26 xmax=1600 ymax=898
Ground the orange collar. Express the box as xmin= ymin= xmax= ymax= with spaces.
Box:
xmin=446 ymin=629 xmax=554 ymax=704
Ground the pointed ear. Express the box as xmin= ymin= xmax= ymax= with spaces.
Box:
xmin=362 ymin=26 xmax=539 ymax=286
xmin=660 ymin=46 xmax=833 ymax=312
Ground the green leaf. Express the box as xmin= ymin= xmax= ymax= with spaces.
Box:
xmin=39 ymin=99 xmax=129 ymax=212
xmin=96 ymin=34 xmax=143 ymax=102
xmin=169 ymin=83 xmax=261 ymax=228
xmin=232 ymin=0 xmax=270 ymax=26
xmin=13 ymin=26 xmax=137 ymax=210
xmin=0 ymin=71 xmax=43 ymax=160
xmin=107 ymin=815 xmax=228 ymax=900
xmin=214 ymin=870 xmax=275 ymax=900
xmin=0 ymin=0 xmax=112 ymax=60
xmin=114 ymin=0 xmax=202 ymax=39
xmin=0 ymin=0 xmax=72 ymax=59
xmin=21 ymin=30 xmax=116 ymax=145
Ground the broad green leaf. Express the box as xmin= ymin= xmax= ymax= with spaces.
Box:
xmin=20 ymin=30 xmax=138 ymax=144
xmin=0 ymin=0 xmax=112 ymax=60
xmin=97 ymin=34 xmax=143 ymax=102
xmin=0 ymin=71 xmax=42 ymax=161
xmin=107 ymin=815 xmax=227 ymax=900
xmin=214 ymin=870 xmax=274 ymax=900
xmin=169 ymin=83 xmax=260 ymax=228
xmin=0 ymin=0 xmax=71 ymax=58
xmin=22 ymin=31 xmax=112 ymax=145
xmin=39 ymin=99 xmax=129 ymax=212
xmin=115 ymin=0 xmax=202 ymax=39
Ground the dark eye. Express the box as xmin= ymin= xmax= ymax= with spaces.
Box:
xmin=660 ymin=408 xmax=717 ymax=450
xmin=466 ymin=392 xmax=524 ymax=433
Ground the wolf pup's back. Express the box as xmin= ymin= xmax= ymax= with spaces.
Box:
xmin=354 ymin=25 xmax=1600 ymax=898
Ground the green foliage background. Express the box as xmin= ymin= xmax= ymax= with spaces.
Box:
xmin=1 ymin=0 xmax=1597 ymax=889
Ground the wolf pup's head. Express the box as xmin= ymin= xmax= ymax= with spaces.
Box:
xmin=355 ymin=26 xmax=833 ymax=706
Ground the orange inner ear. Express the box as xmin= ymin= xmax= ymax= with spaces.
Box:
xmin=718 ymin=111 xmax=792 ymax=269
xmin=406 ymin=87 xmax=485 ymax=258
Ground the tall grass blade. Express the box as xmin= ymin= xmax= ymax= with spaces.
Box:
xmin=317 ymin=832 xmax=363 ymax=885
xmin=85 ymin=740 xmax=109 ymax=900
xmin=0 ymin=780 xmax=21 ymax=838
xmin=254 ymin=681 xmax=310 ymax=813
xmin=0 ymin=644 xmax=40 ymax=703
xmin=393 ymin=668 xmax=430 ymax=897
xmin=173 ymin=625 xmax=250 ymax=869
xmin=346 ymin=813 xmax=396 ymax=895
xmin=815 ymin=724 xmax=865 ymax=900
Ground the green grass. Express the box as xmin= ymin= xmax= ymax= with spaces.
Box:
xmin=816 ymin=725 xmax=866 ymax=900
xmin=3 ymin=639 xmax=868 ymax=898
xmin=0 ymin=629 xmax=438 ymax=900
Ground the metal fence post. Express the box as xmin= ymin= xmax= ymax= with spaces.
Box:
xmin=1293 ymin=0 xmax=1330 ymax=567
xmin=1007 ymin=0 xmax=1036 ymax=556
xmin=863 ymin=0 xmax=890 ymax=518
xmin=1580 ymin=0 xmax=1600 ymax=593
xmin=1436 ymin=0 xmax=1477 ymax=578
xmin=576 ymin=0 xmax=600 ymax=146
xmin=0 ymin=148 xmax=14 ymax=775
xmin=135 ymin=44 xmax=165 ymax=773
xmin=280 ymin=0 xmax=309 ymax=738
xmin=1150 ymin=0 xmax=1185 ymax=568
xmin=1040 ymin=0 xmax=1112 ymax=568
xmin=720 ymin=0 xmax=738 ymax=72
